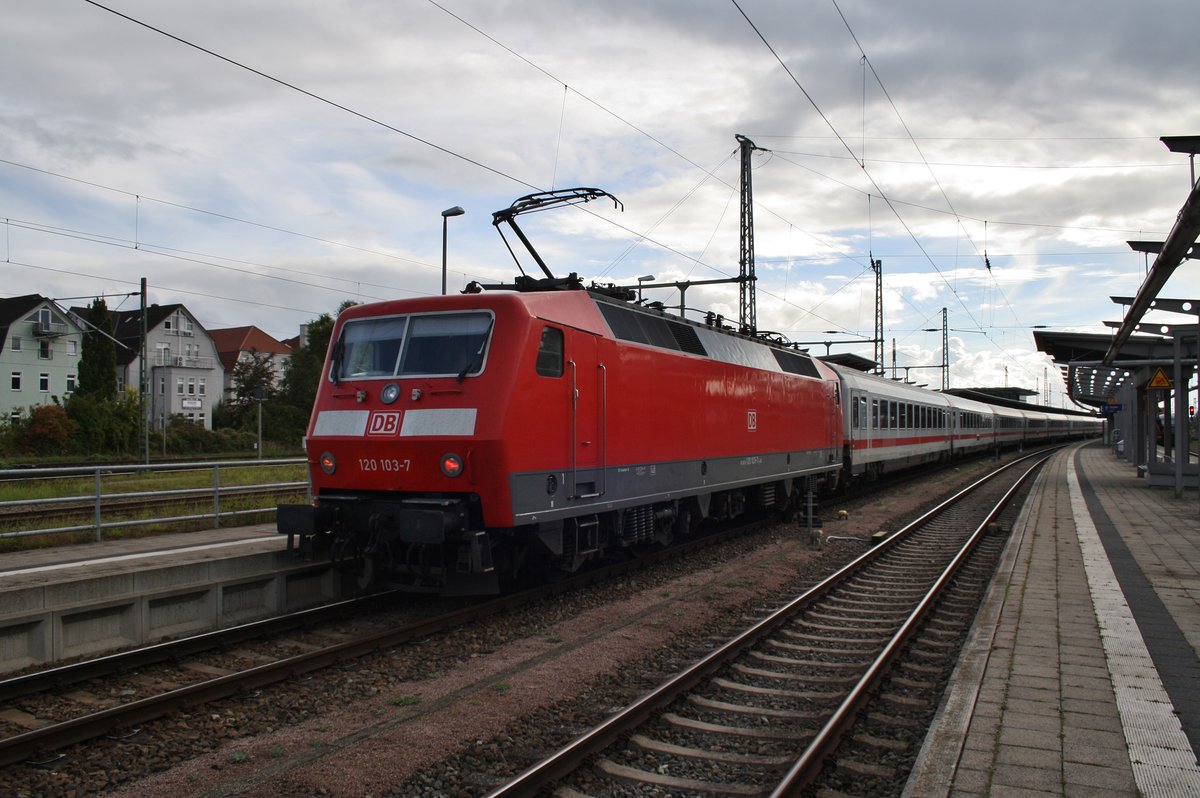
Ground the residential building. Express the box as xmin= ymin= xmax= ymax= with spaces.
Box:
xmin=209 ymin=326 xmax=292 ymax=401
xmin=72 ymin=303 xmax=224 ymax=430
xmin=0 ymin=295 xmax=85 ymax=420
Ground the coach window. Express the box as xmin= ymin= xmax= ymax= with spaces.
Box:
xmin=536 ymin=326 xmax=564 ymax=377
xmin=871 ymin=398 xmax=879 ymax=429
xmin=889 ymin=401 xmax=898 ymax=429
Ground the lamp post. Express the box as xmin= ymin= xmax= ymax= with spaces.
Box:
xmin=636 ymin=274 xmax=655 ymax=303
xmin=441 ymin=206 xmax=465 ymax=295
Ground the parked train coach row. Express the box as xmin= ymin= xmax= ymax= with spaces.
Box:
xmin=278 ymin=287 xmax=1101 ymax=594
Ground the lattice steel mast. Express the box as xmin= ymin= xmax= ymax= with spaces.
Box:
xmin=737 ymin=134 xmax=765 ymax=335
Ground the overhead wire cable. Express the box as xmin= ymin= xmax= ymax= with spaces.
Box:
xmin=832 ymin=0 xmax=1046 ymax=351
xmin=0 ymin=157 xmax=435 ymax=270
xmin=83 ymin=0 xmax=539 ymax=192
xmin=733 ymin=0 xmax=1040 ymax=379
xmin=80 ymin=0 xmax=865 ymax=326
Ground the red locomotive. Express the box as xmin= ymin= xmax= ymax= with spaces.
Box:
xmin=279 ymin=286 xmax=844 ymax=593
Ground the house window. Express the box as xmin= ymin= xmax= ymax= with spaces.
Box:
xmin=159 ymin=376 xmax=166 ymax=395
xmin=38 ymin=307 xmax=51 ymax=331
xmin=11 ymin=372 xmax=21 ymax=391
xmin=9 ymin=409 xmax=19 ymax=422
xmin=177 ymin=378 xmax=184 ymax=395
xmin=39 ymin=340 xmax=52 ymax=360
xmin=182 ymin=316 xmax=194 ymax=334
xmin=164 ymin=315 xmax=173 ymax=331
xmin=68 ymin=340 xmax=78 ymax=356
xmin=187 ymin=377 xmax=196 ymax=395
xmin=39 ymin=373 xmax=50 ymax=392
xmin=11 ymin=336 xmax=21 ymax=352
xmin=67 ymin=374 xmax=77 ymax=393
xmin=198 ymin=378 xmax=206 ymax=396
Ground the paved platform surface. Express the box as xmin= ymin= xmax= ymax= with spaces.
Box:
xmin=907 ymin=441 xmax=1200 ymax=797
xmin=0 ymin=524 xmax=283 ymax=586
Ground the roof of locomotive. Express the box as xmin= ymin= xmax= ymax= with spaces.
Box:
xmin=337 ymin=287 xmax=842 ymax=383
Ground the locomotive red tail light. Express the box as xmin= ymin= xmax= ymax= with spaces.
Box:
xmin=319 ymin=452 xmax=337 ymax=475
xmin=440 ymin=453 xmax=464 ymax=478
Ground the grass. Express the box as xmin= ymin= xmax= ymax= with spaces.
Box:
xmin=0 ymin=461 xmax=307 ymax=502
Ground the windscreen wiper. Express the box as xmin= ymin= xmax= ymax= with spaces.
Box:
xmin=457 ymin=317 xmax=496 ymax=383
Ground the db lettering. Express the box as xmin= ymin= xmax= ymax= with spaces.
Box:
xmin=367 ymin=411 xmax=401 ymax=436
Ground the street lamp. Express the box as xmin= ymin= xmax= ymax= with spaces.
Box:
xmin=441 ymin=206 xmax=465 ymax=295
xmin=636 ymin=274 xmax=655 ymax=302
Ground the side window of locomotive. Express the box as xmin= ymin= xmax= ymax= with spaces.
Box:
xmin=536 ymin=326 xmax=564 ymax=377
xmin=400 ymin=313 xmax=493 ymax=376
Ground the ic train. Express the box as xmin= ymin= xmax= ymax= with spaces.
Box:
xmin=278 ymin=284 xmax=1099 ymax=594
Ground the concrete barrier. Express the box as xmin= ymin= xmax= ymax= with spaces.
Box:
xmin=0 ymin=549 xmax=338 ymax=673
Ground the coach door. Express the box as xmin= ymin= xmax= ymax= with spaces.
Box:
xmin=568 ymin=332 xmax=606 ymax=499
xmin=852 ymin=391 xmax=870 ymax=450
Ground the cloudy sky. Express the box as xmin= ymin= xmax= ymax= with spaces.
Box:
xmin=3 ymin=0 xmax=1198 ymax=403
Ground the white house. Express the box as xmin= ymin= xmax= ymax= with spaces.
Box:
xmin=0 ymin=295 xmax=84 ymax=420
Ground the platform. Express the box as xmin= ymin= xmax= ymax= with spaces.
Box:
xmin=0 ymin=524 xmax=338 ymax=673
xmin=907 ymin=441 xmax=1200 ymax=797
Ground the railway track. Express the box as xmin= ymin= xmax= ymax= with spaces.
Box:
xmin=483 ymin=451 xmax=1049 ymax=798
xmin=0 ymin=515 xmax=770 ymax=771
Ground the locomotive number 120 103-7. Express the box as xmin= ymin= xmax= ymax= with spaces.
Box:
xmin=357 ymin=458 xmax=411 ymax=472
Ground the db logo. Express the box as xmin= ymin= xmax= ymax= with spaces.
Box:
xmin=367 ymin=411 xmax=402 ymax=436
xmin=747 ymin=410 xmax=758 ymax=431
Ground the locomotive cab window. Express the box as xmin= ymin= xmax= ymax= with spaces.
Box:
xmin=536 ymin=326 xmax=564 ymax=377
xmin=335 ymin=311 xmax=494 ymax=380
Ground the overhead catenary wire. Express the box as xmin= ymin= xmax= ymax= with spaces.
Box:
xmin=16 ymin=2 xmax=1148 ymax=394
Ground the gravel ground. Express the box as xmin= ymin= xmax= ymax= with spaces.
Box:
xmin=21 ymin=460 xmax=998 ymax=798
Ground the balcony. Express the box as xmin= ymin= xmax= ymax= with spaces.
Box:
xmin=33 ymin=320 xmax=68 ymax=337
xmin=154 ymin=354 xmax=215 ymax=369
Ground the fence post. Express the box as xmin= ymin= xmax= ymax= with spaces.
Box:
xmin=94 ymin=468 xmax=103 ymax=542
xmin=213 ymin=464 xmax=221 ymax=529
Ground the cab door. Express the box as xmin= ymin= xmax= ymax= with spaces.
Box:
xmin=567 ymin=332 xmax=606 ymax=499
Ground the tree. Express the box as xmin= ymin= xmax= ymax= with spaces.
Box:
xmin=225 ymin=350 xmax=278 ymax=428
xmin=274 ymin=308 xmax=344 ymax=446
xmin=278 ymin=312 xmax=335 ymax=413
xmin=76 ymin=298 xmax=118 ymax=399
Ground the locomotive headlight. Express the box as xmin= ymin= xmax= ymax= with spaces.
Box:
xmin=440 ymin=453 xmax=464 ymax=478
xmin=319 ymin=451 xmax=337 ymax=475
xmin=380 ymin=382 xmax=401 ymax=405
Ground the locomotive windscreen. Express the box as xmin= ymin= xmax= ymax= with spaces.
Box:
xmin=336 ymin=311 xmax=493 ymax=379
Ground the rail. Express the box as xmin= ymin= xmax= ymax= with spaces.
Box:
xmin=484 ymin=451 xmax=1050 ymax=797
xmin=0 ymin=458 xmax=308 ymax=542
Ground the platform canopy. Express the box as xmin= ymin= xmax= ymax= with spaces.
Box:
xmin=1032 ymin=329 xmax=1176 ymax=408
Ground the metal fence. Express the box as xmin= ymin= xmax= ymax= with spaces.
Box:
xmin=0 ymin=458 xmax=309 ymax=542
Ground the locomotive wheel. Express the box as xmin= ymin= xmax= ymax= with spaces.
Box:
xmin=357 ymin=552 xmax=379 ymax=591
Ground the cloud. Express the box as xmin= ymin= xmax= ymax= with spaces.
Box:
xmin=1 ymin=0 xmax=1196 ymax=397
